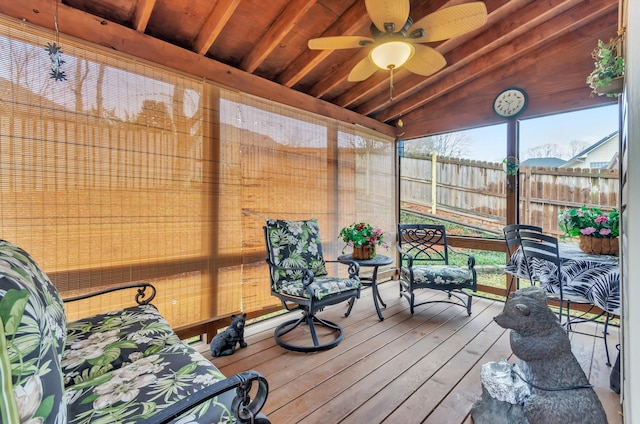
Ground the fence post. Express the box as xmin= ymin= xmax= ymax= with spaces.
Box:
xmin=431 ymin=151 xmax=437 ymax=214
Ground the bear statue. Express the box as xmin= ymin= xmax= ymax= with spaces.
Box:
xmin=210 ymin=313 xmax=248 ymax=357
xmin=471 ymin=286 xmax=607 ymax=424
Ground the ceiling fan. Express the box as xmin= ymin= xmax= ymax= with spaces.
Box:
xmin=308 ymin=0 xmax=487 ymax=99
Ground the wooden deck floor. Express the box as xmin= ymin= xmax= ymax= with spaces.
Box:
xmin=197 ymin=280 xmax=623 ymax=424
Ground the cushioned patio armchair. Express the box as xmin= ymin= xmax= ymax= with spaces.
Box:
xmin=264 ymin=218 xmax=361 ymax=353
xmin=397 ymin=223 xmax=477 ymax=315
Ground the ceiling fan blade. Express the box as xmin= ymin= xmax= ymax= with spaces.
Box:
xmin=308 ymin=36 xmax=374 ymax=50
xmin=365 ymin=0 xmax=410 ymax=33
xmin=403 ymin=44 xmax=446 ymax=76
xmin=409 ymin=2 xmax=487 ymax=43
xmin=348 ymin=57 xmax=379 ymax=82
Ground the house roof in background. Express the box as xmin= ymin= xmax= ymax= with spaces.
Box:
xmin=520 ymin=157 xmax=567 ymax=168
xmin=564 ymin=131 xmax=619 ymax=163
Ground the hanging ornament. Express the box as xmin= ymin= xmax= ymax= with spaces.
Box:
xmin=45 ymin=0 xmax=66 ymax=81
xmin=502 ymin=156 xmax=520 ymax=176
xmin=45 ymin=42 xmax=66 ymax=81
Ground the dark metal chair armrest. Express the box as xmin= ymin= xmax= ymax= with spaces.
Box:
xmin=446 ymin=245 xmax=476 ymax=270
xmin=266 ymin=258 xmax=317 ymax=298
xmin=139 ymin=370 xmax=270 ymax=424
xmin=326 ymin=259 xmax=360 ymax=279
xmin=396 ymin=244 xmax=415 ymax=267
xmin=62 ymin=282 xmax=156 ymax=306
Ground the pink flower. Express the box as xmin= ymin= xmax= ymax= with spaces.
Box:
xmin=594 ymin=215 xmax=608 ymax=224
xmin=599 ymin=228 xmax=612 ymax=236
xmin=580 ymin=227 xmax=596 ymax=235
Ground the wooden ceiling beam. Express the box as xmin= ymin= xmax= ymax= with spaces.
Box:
xmin=193 ymin=0 xmax=241 ymax=55
xmin=371 ymin=0 xmax=615 ymax=123
xmin=241 ymin=0 xmax=316 ymax=73
xmin=0 ymin=1 xmax=395 ymax=137
xmin=333 ymin=0 xmax=519 ymax=109
xmin=276 ymin=1 xmax=370 ymax=88
xmin=132 ymin=0 xmax=155 ymax=32
xmin=401 ymin=12 xmax=618 ymax=138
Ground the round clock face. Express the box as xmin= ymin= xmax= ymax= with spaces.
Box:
xmin=493 ymin=88 xmax=527 ymax=118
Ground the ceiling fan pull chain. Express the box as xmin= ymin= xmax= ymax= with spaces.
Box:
xmin=390 ymin=66 xmax=395 ymax=102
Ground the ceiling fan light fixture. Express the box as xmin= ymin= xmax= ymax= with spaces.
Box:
xmin=370 ymin=41 xmax=415 ymax=70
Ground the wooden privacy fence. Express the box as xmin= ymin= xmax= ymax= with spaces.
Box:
xmin=401 ymin=154 xmax=619 ymax=235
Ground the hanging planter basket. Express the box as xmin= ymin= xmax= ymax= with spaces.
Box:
xmin=595 ymin=76 xmax=624 ymax=95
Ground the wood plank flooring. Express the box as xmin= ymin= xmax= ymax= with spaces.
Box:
xmin=196 ymin=280 xmax=623 ymax=424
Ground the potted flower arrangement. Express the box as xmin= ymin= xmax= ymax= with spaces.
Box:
xmin=586 ymin=31 xmax=625 ymax=97
xmin=338 ymin=222 xmax=387 ymax=259
xmin=558 ymin=206 xmax=619 ymax=255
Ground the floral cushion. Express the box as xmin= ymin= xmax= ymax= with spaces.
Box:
xmin=274 ymin=275 xmax=361 ymax=300
xmin=401 ymin=265 xmax=474 ymax=287
xmin=0 ymin=240 xmax=66 ymax=355
xmin=2 ymin=239 xmax=270 ymax=423
xmin=65 ymin=342 xmax=236 ymax=424
xmin=265 ymin=218 xmax=328 ymax=286
xmin=1 ymin=240 xmax=67 ymax=424
xmin=62 ymin=304 xmax=182 ymax=387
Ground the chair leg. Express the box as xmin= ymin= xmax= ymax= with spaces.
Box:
xmin=604 ymin=313 xmax=611 ymax=366
xmin=274 ymin=310 xmax=344 ymax=353
xmin=345 ymin=296 xmax=356 ymax=317
xmin=505 ymin=274 xmax=515 ymax=301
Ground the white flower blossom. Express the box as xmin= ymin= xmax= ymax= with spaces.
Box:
xmin=93 ymin=374 xmax=156 ymax=410
xmin=14 ymin=375 xmax=43 ymax=424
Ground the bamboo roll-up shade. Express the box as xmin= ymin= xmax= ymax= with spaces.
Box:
xmin=0 ymin=18 xmax=397 ymax=332
xmin=220 ymin=90 xmax=397 ymax=299
xmin=0 ymin=20 xmax=217 ymax=327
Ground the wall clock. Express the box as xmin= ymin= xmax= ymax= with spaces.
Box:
xmin=493 ymin=88 xmax=528 ymax=119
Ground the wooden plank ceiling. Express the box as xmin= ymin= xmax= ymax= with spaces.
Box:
xmin=0 ymin=0 xmax=619 ymax=139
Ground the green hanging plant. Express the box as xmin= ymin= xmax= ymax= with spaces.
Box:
xmin=586 ymin=30 xmax=625 ymax=97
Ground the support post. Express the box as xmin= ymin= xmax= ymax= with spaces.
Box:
xmin=431 ymin=151 xmax=437 ymax=215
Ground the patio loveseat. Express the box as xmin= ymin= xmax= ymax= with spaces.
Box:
xmin=0 ymin=239 xmax=269 ymax=424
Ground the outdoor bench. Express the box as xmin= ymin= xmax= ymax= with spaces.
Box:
xmin=0 ymin=239 xmax=269 ymax=423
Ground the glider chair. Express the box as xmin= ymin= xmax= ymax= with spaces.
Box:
xmin=264 ymin=218 xmax=361 ymax=353
xmin=503 ymin=224 xmax=543 ymax=296
xmin=397 ymin=223 xmax=477 ymax=316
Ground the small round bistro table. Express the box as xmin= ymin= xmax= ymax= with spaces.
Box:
xmin=338 ymin=253 xmax=393 ymax=321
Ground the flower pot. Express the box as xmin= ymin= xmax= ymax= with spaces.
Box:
xmin=595 ymin=76 xmax=624 ymax=95
xmin=578 ymin=235 xmax=619 ymax=255
xmin=353 ymin=246 xmax=376 ymax=260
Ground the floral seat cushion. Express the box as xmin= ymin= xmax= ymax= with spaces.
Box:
xmin=65 ymin=342 xmax=236 ymax=424
xmin=265 ymin=218 xmax=361 ymax=300
xmin=401 ymin=265 xmax=474 ymax=287
xmin=265 ymin=218 xmax=328 ymax=283
xmin=1 ymin=241 xmax=67 ymax=423
xmin=63 ymin=304 xmax=181 ymax=387
xmin=274 ymin=275 xmax=361 ymax=300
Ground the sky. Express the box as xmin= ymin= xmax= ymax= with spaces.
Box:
xmin=456 ymin=104 xmax=619 ymax=163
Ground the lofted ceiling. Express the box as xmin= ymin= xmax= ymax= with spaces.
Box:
xmin=0 ymin=0 xmax=620 ymax=139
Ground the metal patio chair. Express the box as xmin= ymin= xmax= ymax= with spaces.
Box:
xmin=519 ymin=231 xmax=615 ymax=364
xmin=263 ymin=218 xmax=361 ymax=353
xmin=397 ymin=223 xmax=477 ymax=315
xmin=503 ymin=224 xmax=543 ymax=296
